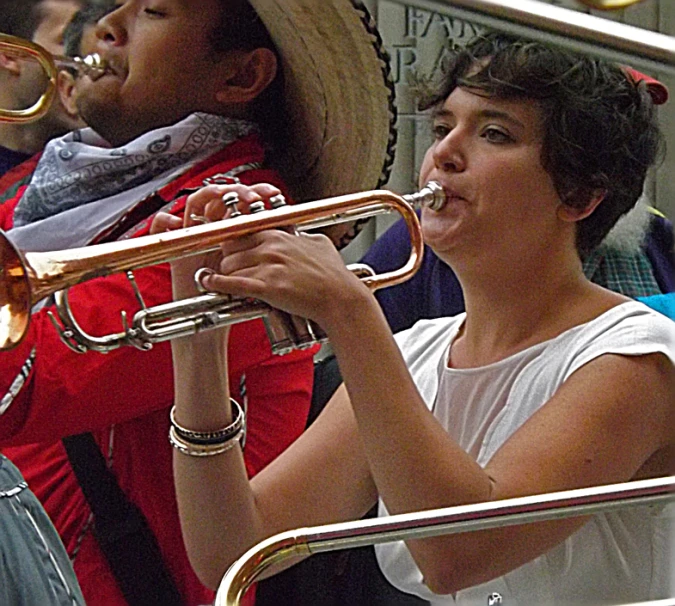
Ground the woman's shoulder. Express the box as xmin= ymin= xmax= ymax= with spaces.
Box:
xmin=557 ymin=300 xmax=675 ymax=376
xmin=394 ymin=314 xmax=466 ymax=362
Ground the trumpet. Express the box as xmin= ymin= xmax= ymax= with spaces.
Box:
xmin=578 ymin=0 xmax=647 ymax=8
xmin=0 ymin=184 xmax=445 ymax=356
xmin=0 ymin=33 xmax=108 ymax=124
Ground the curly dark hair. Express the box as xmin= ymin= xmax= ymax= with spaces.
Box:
xmin=419 ymin=32 xmax=664 ymax=256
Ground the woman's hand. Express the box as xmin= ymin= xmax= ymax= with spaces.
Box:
xmin=150 ymin=183 xmax=283 ymax=300
xmin=200 ymin=228 xmax=372 ymax=332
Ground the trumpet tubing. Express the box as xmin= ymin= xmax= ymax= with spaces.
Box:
xmin=0 ymin=185 xmax=443 ymax=353
xmin=578 ymin=0 xmax=647 ymax=8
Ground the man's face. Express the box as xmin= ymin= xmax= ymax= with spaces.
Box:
xmin=76 ymin=0 xmax=242 ymax=146
xmin=32 ymin=0 xmax=82 ymax=55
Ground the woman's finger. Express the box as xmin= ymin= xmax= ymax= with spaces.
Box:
xmin=150 ymin=212 xmax=182 ymax=234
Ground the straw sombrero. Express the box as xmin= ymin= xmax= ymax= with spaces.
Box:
xmin=248 ymin=0 xmax=397 ymax=204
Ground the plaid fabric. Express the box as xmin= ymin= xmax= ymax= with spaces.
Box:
xmin=583 ymin=245 xmax=661 ymax=297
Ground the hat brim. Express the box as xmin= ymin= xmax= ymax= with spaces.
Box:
xmin=248 ymin=0 xmax=397 ymax=202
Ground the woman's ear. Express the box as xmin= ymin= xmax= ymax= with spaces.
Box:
xmin=215 ymin=48 xmax=278 ymax=106
xmin=557 ymin=189 xmax=607 ymax=223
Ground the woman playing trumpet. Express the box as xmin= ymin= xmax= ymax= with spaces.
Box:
xmin=156 ymin=34 xmax=675 ymax=604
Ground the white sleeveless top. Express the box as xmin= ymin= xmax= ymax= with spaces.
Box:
xmin=376 ymin=301 xmax=675 ymax=605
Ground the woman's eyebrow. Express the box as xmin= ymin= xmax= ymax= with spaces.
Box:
xmin=479 ymin=109 xmax=526 ymax=130
xmin=432 ymin=108 xmax=525 ymax=131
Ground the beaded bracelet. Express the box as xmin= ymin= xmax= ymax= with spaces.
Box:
xmin=169 ymin=398 xmax=245 ymax=445
xmin=169 ymin=425 xmax=244 ymax=457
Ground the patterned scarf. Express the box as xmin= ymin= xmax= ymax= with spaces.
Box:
xmin=13 ymin=113 xmax=257 ymax=228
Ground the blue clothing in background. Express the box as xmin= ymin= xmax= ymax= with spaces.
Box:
xmin=645 ymin=215 xmax=675 ymax=293
xmin=362 ymin=214 xmax=673 ymax=333
xmin=639 ymin=293 xmax=675 ymax=321
xmin=361 ymin=216 xmax=464 ymax=333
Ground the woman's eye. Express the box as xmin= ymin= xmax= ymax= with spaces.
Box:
xmin=432 ymin=124 xmax=451 ymax=140
xmin=483 ymin=127 xmax=512 ymax=143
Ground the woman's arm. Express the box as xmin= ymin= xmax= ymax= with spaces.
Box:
xmin=201 ymin=225 xmax=674 ymax=594
xmin=171 ymin=331 xmax=377 ymax=588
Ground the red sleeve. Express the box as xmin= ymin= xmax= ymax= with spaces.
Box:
xmin=0 ymin=262 xmax=176 ymax=445
xmin=0 ymin=257 xmax=316 ymax=452
xmin=232 ymin=338 xmax=315 ymax=477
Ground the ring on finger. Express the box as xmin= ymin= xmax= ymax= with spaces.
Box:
xmin=190 ymin=213 xmax=211 ymax=225
xmin=194 ymin=267 xmax=218 ymax=294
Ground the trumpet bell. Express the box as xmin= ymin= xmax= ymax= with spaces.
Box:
xmin=0 ymin=231 xmax=31 ymax=350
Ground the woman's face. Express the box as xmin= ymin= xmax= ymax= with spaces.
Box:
xmin=418 ymin=87 xmax=567 ymax=267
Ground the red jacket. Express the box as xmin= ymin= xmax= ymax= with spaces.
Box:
xmin=0 ymin=136 xmax=314 ymax=605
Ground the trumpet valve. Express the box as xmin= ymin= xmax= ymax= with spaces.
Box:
xmin=223 ymin=192 xmax=242 ymax=218
xmin=269 ymin=195 xmax=288 ymax=209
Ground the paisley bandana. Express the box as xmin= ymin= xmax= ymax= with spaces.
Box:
xmin=13 ymin=113 xmax=257 ymax=228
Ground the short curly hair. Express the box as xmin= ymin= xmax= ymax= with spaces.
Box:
xmin=419 ymin=32 xmax=664 ymax=256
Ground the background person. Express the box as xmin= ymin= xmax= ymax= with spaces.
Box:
xmin=56 ymin=0 xmax=116 ymax=120
xmin=0 ymin=0 xmax=83 ymax=177
xmin=166 ymin=33 xmax=675 ymax=606
xmin=0 ymin=1 xmax=395 ymax=604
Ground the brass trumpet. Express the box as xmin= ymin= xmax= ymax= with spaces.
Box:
xmin=0 ymin=184 xmax=445 ymax=355
xmin=0 ymin=33 xmax=108 ymax=124
xmin=578 ymin=0 xmax=647 ymax=9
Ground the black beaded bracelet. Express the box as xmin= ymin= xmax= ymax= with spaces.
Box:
xmin=169 ymin=398 xmax=245 ymax=445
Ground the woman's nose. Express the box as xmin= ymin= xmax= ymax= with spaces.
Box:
xmin=433 ymin=130 xmax=466 ymax=173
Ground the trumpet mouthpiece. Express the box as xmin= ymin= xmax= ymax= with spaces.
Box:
xmin=404 ymin=181 xmax=446 ymax=211
xmin=55 ymin=53 xmax=110 ymax=81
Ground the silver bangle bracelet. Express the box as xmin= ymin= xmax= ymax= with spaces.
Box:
xmin=170 ymin=398 xmax=245 ymax=444
xmin=169 ymin=425 xmax=244 ymax=457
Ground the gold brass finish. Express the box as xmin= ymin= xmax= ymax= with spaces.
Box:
xmin=0 ymin=185 xmax=441 ymax=353
xmin=0 ymin=33 xmax=107 ymax=123
xmin=577 ymin=0 xmax=647 ymax=9
xmin=215 ymin=476 xmax=675 ymax=605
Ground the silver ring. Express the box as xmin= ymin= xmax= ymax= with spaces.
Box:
xmin=194 ymin=267 xmax=217 ymax=294
xmin=189 ymin=213 xmax=210 ymax=225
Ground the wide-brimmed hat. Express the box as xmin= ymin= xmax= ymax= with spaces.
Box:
xmin=248 ymin=0 xmax=397 ymax=203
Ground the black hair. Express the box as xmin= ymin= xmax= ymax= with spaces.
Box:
xmin=62 ymin=0 xmax=115 ymax=58
xmin=210 ymin=0 xmax=286 ymax=154
xmin=419 ymin=32 xmax=664 ymax=256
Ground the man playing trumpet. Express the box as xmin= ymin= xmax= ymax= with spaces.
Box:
xmin=0 ymin=1 xmax=395 ymax=604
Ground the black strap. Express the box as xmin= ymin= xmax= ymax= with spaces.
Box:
xmin=63 ymin=433 xmax=183 ymax=606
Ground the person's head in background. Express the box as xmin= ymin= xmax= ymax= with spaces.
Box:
xmin=57 ymin=0 xmax=115 ymax=119
xmin=417 ymin=32 xmax=662 ymax=264
xmin=75 ymin=0 xmax=283 ymax=149
xmin=0 ymin=0 xmax=83 ymax=163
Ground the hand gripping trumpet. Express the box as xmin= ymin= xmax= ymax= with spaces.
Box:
xmin=0 ymin=184 xmax=445 ymax=355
